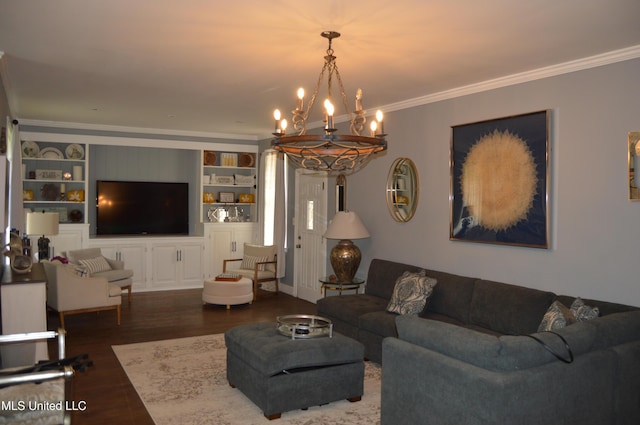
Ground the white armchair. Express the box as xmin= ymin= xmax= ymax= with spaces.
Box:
xmin=223 ymin=243 xmax=278 ymax=301
xmin=43 ymin=261 xmax=122 ymax=328
xmin=66 ymin=248 xmax=134 ymax=303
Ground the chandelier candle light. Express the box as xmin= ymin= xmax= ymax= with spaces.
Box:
xmin=271 ymin=31 xmax=388 ymax=173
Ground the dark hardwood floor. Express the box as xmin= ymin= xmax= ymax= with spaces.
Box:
xmin=47 ymin=288 xmax=317 ymax=424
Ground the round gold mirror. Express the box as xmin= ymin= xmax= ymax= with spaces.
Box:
xmin=386 ymin=158 xmax=419 ymax=222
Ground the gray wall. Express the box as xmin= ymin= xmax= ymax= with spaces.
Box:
xmin=346 ymin=58 xmax=640 ymax=307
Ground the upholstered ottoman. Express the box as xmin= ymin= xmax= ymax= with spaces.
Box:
xmin=225 ymin=322 xmax=365 ymax=420
xmin=202 ymin=277 xmax=253 ymax=309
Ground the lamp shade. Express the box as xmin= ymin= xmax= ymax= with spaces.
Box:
xmin=324 ymin=211 xmax=370 ymax=240
xmin=26 ymin=212 xmax=59 ymax=236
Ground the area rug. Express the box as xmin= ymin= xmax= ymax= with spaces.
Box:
xmin=112 ymin=333 xmax=381 ymax=425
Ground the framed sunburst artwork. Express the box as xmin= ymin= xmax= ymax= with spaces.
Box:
xmin=450 ymin=110 xmax=550 ymax=249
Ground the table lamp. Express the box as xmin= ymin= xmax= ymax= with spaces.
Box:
xmin=26 ymin=211 xmax=59 ymax=261
xmin=323 ymin=211 xmax=370 ymax=282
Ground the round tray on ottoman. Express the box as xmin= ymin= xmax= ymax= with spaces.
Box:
xmin=276 ymin=314 xmax=333 ymax=339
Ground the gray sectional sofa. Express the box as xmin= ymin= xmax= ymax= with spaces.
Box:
xmin=316 ymin=258 xmax=640 ymax=425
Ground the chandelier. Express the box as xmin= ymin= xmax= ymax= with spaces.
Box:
xmin=271 ymin=31 xmax=387 ymax=173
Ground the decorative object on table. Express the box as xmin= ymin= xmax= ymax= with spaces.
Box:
xmin=215 ymin=273 xmax=241 ymax=282
xmin=214 ymin=175 xmax=234 ymax=185
xmin=239 ymin=153 xmax=255 ymax=167
xmin=628 ymin=131 xmax=640 ymax=201
xmin=69 ymin=209 xmax=83 ymax=223
xmin=233 ymin=174 xmax=254 ymax=185
xmin=386 ymin=158 xmax=419 ymax=222
xmin=21 ymin=140 xmax=40 ymax=158
xmin=36 ymin=169 xmax=62 ymax=180
xmin=238 ymin=193 xmax=254 ymax=203
xmin=323 ymin=211 xmax=370 ymax=282
xmin=65 ymin=143 xmax=84 ymax=159
xmin=450 ymin=110 xmax=550 ymax=249
xmin=271 ymin=31 xmax=387 ymax=173
xmin=26 ymin=211 xmax=59 ymax=261
xmin=276 ymin=315 xmax=333 ymax=339
xmin=219 ymin=192 xmax=235 ymax=203
xmin=22 ymin=189 xmax=34 ymax=201
xmin=38 ymin=147 xmax=64 ymax=159
xmin=220 ymin=152 xmax=238 ymax=167
xmin=3 ymin=232 xmax=33 ymax=274
xmin=67 ymin=189 xmax=84 ymax=202
xmin=203 ymin=192 xmax=215 ymax=203
xmin=203 ymin=150 xmax=217 ymax=166
xmin=40 ymin=183 xmax=60 ymax=201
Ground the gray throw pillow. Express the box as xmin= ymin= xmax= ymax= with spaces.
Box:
xmin=386 ymin=270 xmax=438 ymax=316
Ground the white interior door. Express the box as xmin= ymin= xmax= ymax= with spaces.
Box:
xmin=294 ymin=171 xmax=328 ymax=303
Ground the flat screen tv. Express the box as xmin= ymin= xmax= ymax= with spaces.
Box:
xmin=96 ymin=180 xmax=189 ymax=236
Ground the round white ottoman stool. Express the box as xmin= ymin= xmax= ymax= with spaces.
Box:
xmin=203 ymin=277 xmax=253 ymax=309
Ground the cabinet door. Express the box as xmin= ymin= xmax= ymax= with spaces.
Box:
xmin=209 ymin=228 xmax=233 ymax=277
xmin=48 ymin=225 xmax=86 ymax=257
xmin=180 ymin=243 xmax=204 ymax=286
xmin=233 ymin=226 xmax=256 ymax=259
xmin=119 ymin=245 xmax=147 ymax=289
xmin=152 ymin=244 xmax=180 ymax=287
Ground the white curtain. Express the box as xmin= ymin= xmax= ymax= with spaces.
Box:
xmin=6 ymin=118 xmax=24 ymax=235
xmin=260 ymin=149 xmax=286 ymax=278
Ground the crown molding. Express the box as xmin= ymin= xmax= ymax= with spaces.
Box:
xmin=18 ymin=119 xmax=259 ymax=142
xmin=381 ymin=44 xmax=640 ymax=113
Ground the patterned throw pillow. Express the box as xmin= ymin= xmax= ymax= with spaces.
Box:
xmin=78 ymin=256 xmax=112 ymax=275
xmin=386 ymin=270 xmax=438 ymax=316
xmin=570 ymin=297 xmax=600 ymax=321
xmin=538 ymin=301 xmax=576 ymax=332
xmin=241 ymin=255 xmax=269 ymax=271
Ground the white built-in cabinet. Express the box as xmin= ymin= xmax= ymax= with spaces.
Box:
xmin=206 ymin=222 xmax=257 ymax=279
xmin=18 ymin=130 xmax=258 ymax=292
xmin=90 ymin=240 xmax=148 ymax=290
xmin=151 ymin=241 xmax=205 ymax=289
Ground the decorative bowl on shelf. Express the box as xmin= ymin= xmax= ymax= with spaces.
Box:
xmin=41 ymin=183 xmax=59 ymax=201
xmin=69 ymin=209 xmax=83 ymax=223
xmin=204 ymin=151 xmax=217 ymax=166
xmin=239 ymin=153 xmax=255 ymax=167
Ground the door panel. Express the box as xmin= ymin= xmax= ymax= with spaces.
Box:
xmin=294 ymin=171 xmax=328 ymax=303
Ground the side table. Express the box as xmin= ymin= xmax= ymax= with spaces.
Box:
xmin=319 ymin=276 xmax=365 ymax=297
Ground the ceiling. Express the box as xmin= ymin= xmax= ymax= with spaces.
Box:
xmin=1 ymin=0 xmax=639 ymax=140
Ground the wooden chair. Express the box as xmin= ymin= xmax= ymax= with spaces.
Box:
xmin=223 ymin=243 xmax=278 ymax=301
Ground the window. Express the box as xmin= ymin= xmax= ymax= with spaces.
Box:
xmin=262 ymin=150 xmax=287 ymax=247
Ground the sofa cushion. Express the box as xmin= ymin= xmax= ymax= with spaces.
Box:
xmin=538 ymin=300 xmax=577 ymax=332
xmin=386 ymin=270 xmax=437 ymax=316
xmin=365 ymin=259 xmax=425 ymax=300
xmin=317 ymin=294 xmax=388 ymax=327
xmin=93 ymin=268 xmax=134 ymax=283
xmin=469 ymin=279 xmax=555 ymax=335
xmin=396 ymin=315 xmax=597 ymax=372
xmin=78 ymin=256 xmax=112 ymax=275
xmin=359 ymin=311 xmax=398 ymax=338
xmin=421 ymin=270 xmax=477 ymax=324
